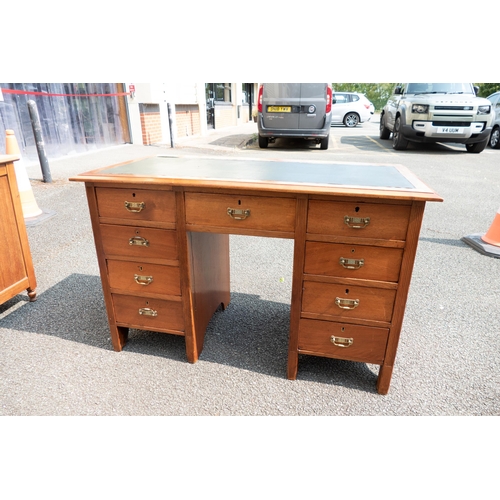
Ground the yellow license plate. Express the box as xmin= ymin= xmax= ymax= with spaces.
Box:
xmin=267 ymin=106 xmax=291 ymax=112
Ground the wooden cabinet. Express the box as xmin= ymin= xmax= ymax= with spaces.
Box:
xmin=71 ymin=157 xmax=442 ymax=394
xmin=292 ymin=197 xmax=425 ymax=393
xmin=85 ymin=185 xmax=184 ymax=351
xmin=0 ymin=155 xmax=37 ymax=305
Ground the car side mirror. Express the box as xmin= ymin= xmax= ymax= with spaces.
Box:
xmin=394 ymin=86 xmax=403 ymax=95
xmin=474 ymin=86 xmax=479 ymax=95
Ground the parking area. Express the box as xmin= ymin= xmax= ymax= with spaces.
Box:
xmin=1 ymin=120 xmax=499 ymax=417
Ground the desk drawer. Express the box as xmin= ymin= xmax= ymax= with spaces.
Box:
xmin=302 ymin=281 xmax=396 ymax=323
xmin=298 ymin=319 xmax=388 ymax=364
xmin=96 ymin=187 xmax=175 ymax=222
xmin=307 ymin=200 xmax=410 ymax=240
xmin=304 ymin=242 xmax=403 ymax=282
xmin=112 ymin=294 xmax=184 ymax=332
xmin=185 ymin=193 xmax=296 ymax=233
xmin=100 ymin=225 xmax=178 ymax=260
xmin=107 ymin=260 xmax=181 ymax=296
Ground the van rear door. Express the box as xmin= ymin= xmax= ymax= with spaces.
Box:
xmin=298 ymin=83 xmax=328 ymax=130
xmin=261 ymin=83 xmax=300 ymax=129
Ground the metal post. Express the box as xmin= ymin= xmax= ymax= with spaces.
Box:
xmin=27 ymin=100 xmax=52 ymax=183
xmin=167 ymin=103 xmax=175 ymax=148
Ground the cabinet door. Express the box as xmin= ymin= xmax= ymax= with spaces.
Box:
xmin=0 ymin=174 xmax=26 ymax=291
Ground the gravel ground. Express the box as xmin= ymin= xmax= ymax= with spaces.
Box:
xmin=1 ymin=137 xmax=499 ymax=417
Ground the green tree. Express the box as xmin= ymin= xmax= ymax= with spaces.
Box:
xmin=474 ymin=83 xmax=500 ymax=97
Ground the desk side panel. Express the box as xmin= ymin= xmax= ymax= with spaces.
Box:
xmin=85 ymin=183 xmax=128 ymax=350
xmin=188 ymin=231 xmax=231 ymax=352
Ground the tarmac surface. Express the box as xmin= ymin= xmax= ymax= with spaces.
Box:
xmin=1 ymin=121 xmax=500 ymax=417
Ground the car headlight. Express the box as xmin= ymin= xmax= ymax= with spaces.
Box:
xmin=477 ymin=105 xmax=491 ymax=115
xmin=412 ymin=104 xmax=429 ymax=114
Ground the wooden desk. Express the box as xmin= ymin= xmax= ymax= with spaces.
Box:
xmin=0 ymin=155 xmax=37 ymax=305
xmin=71 ymin=157 xmax=442 ymax=394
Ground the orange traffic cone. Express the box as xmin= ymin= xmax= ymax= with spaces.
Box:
xmin=5 ymin=129 xmax=43 ymax=219
xmin=481 ymin=208 xmax=500 ymax=247
xmin=462 ymin=206 xmax=500 ymax=258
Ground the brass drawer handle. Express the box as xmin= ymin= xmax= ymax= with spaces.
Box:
xmin=129 ymin=236 xmax=149 ymax=247
xmin=331 ymin=336 xmax=354 ymax=348
xmin=227 ymin=207 xmax=251 ymax=220
xmin=335 ymin=297 xmax=359 ymax=310
xmin=344 ymin=216 xmax=370 ymax=228
xmin=339 ymin=257 xmax=364 ymax=270
xmin=134 ymin=274 xmax=153 ymax=285
xmin=139 ymin=307 xmax=157 ymax=317
xmin=124 ymin=201 xmax=145 ymax=213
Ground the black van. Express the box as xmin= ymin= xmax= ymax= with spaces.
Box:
xmin=257 ymin=83 xmax=333 ymax=149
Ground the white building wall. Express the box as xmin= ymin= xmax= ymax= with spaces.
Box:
xmin=126 ymin=82 xmax=254 ymax=145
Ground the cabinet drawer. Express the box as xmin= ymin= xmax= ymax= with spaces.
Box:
xmin=112 ymin=294 xmax=184 ymax=332
xmin=107 ymin=260 xmax=181 ymax=296
xmin=307 ymin=200 xmax=411 ymax=240
xmin=100 ymin=225 xmax=178 ymax=260
xmin=298 ymin=319 xmax=388 ymax=364
xmin=185 ymin=193 xmax=296 ymax=233
xmin=304 ymin=241 xmax=403 ymax=282
xmin=96 ymin=187 xmax=175 ymax=222
xmin=302 ymin=281 xmax=396 ymax=323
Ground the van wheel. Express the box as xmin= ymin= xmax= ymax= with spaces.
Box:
xmin=379 ymin=114 xmax=391 ymax=139
xmin=392 ymin=116 xmax=409 ymax=150
xmin=319 ymin=136 xmax=329 ymax=150
xmin=258 ymin=135 xmax=268 ymax=148
xmin=466 ymin=138 xmax=488 ymax=153
xmin=489 ymin=127 xmax=500 ymax=149
xmin=344 ymin=113 xmax=359 ymax=127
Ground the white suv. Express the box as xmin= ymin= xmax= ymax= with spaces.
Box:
xmin=331 ymin=92 xmax=374 ymax=127
xmin=379 ymin=83 xmax=494 ymax=153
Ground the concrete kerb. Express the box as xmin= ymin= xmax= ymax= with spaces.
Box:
xmin=168 ymin=122 xmax=258 ymax=151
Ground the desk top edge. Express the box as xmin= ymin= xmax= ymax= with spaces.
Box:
xmin=69 ymin=155 xmax=443 ymax=202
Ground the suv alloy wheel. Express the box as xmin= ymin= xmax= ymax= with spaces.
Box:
xmin=344 ymin=112 xmax=359 ymax=128
xmin=489 ymin=127 xmax=500 ymax=149
xmin=379 ymin=113 xmax=391 ymax=140
xmin=392 ymin=116 xmax=409 ymax=150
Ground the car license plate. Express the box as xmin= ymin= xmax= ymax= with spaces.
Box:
xmin=438 ymin=127 xmax=463 ymax=134
xmin=267 ymin=106 xmax=291 ymax=113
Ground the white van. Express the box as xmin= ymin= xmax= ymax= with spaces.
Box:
xmin=257 ymin=83 xmax=333 ymax=149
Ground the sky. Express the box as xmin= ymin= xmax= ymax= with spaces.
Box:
xmin=4 ymin=2 xmax=496 ymax=84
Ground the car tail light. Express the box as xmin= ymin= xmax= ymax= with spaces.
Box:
xmin=258 ymin=85 xmax=263 ymax=113
xmin=326 ymin=86 xmax=332 ymax=113
xmin=364 ymin=104 xmax=370 ymax=109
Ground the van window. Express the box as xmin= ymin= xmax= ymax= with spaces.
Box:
xmin=263 ymin=83 xmax=301 ymax=99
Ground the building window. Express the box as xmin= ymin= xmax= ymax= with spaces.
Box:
xmin=206 ymin=83 xmax=232 ymax=106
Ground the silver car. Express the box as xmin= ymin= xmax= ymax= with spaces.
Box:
xmin=257 ymin=83 xmax=333 ymax=149
xmin=487 ymin=91 xmax=500 ymax=149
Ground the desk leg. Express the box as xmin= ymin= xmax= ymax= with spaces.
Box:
xmin=287 ymin=195 xmax=308 ymax=380
xmin=377 ymin=364 xmax=393 ymax=395
xmin=110 ymin=325 xmax=129 ymax=352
